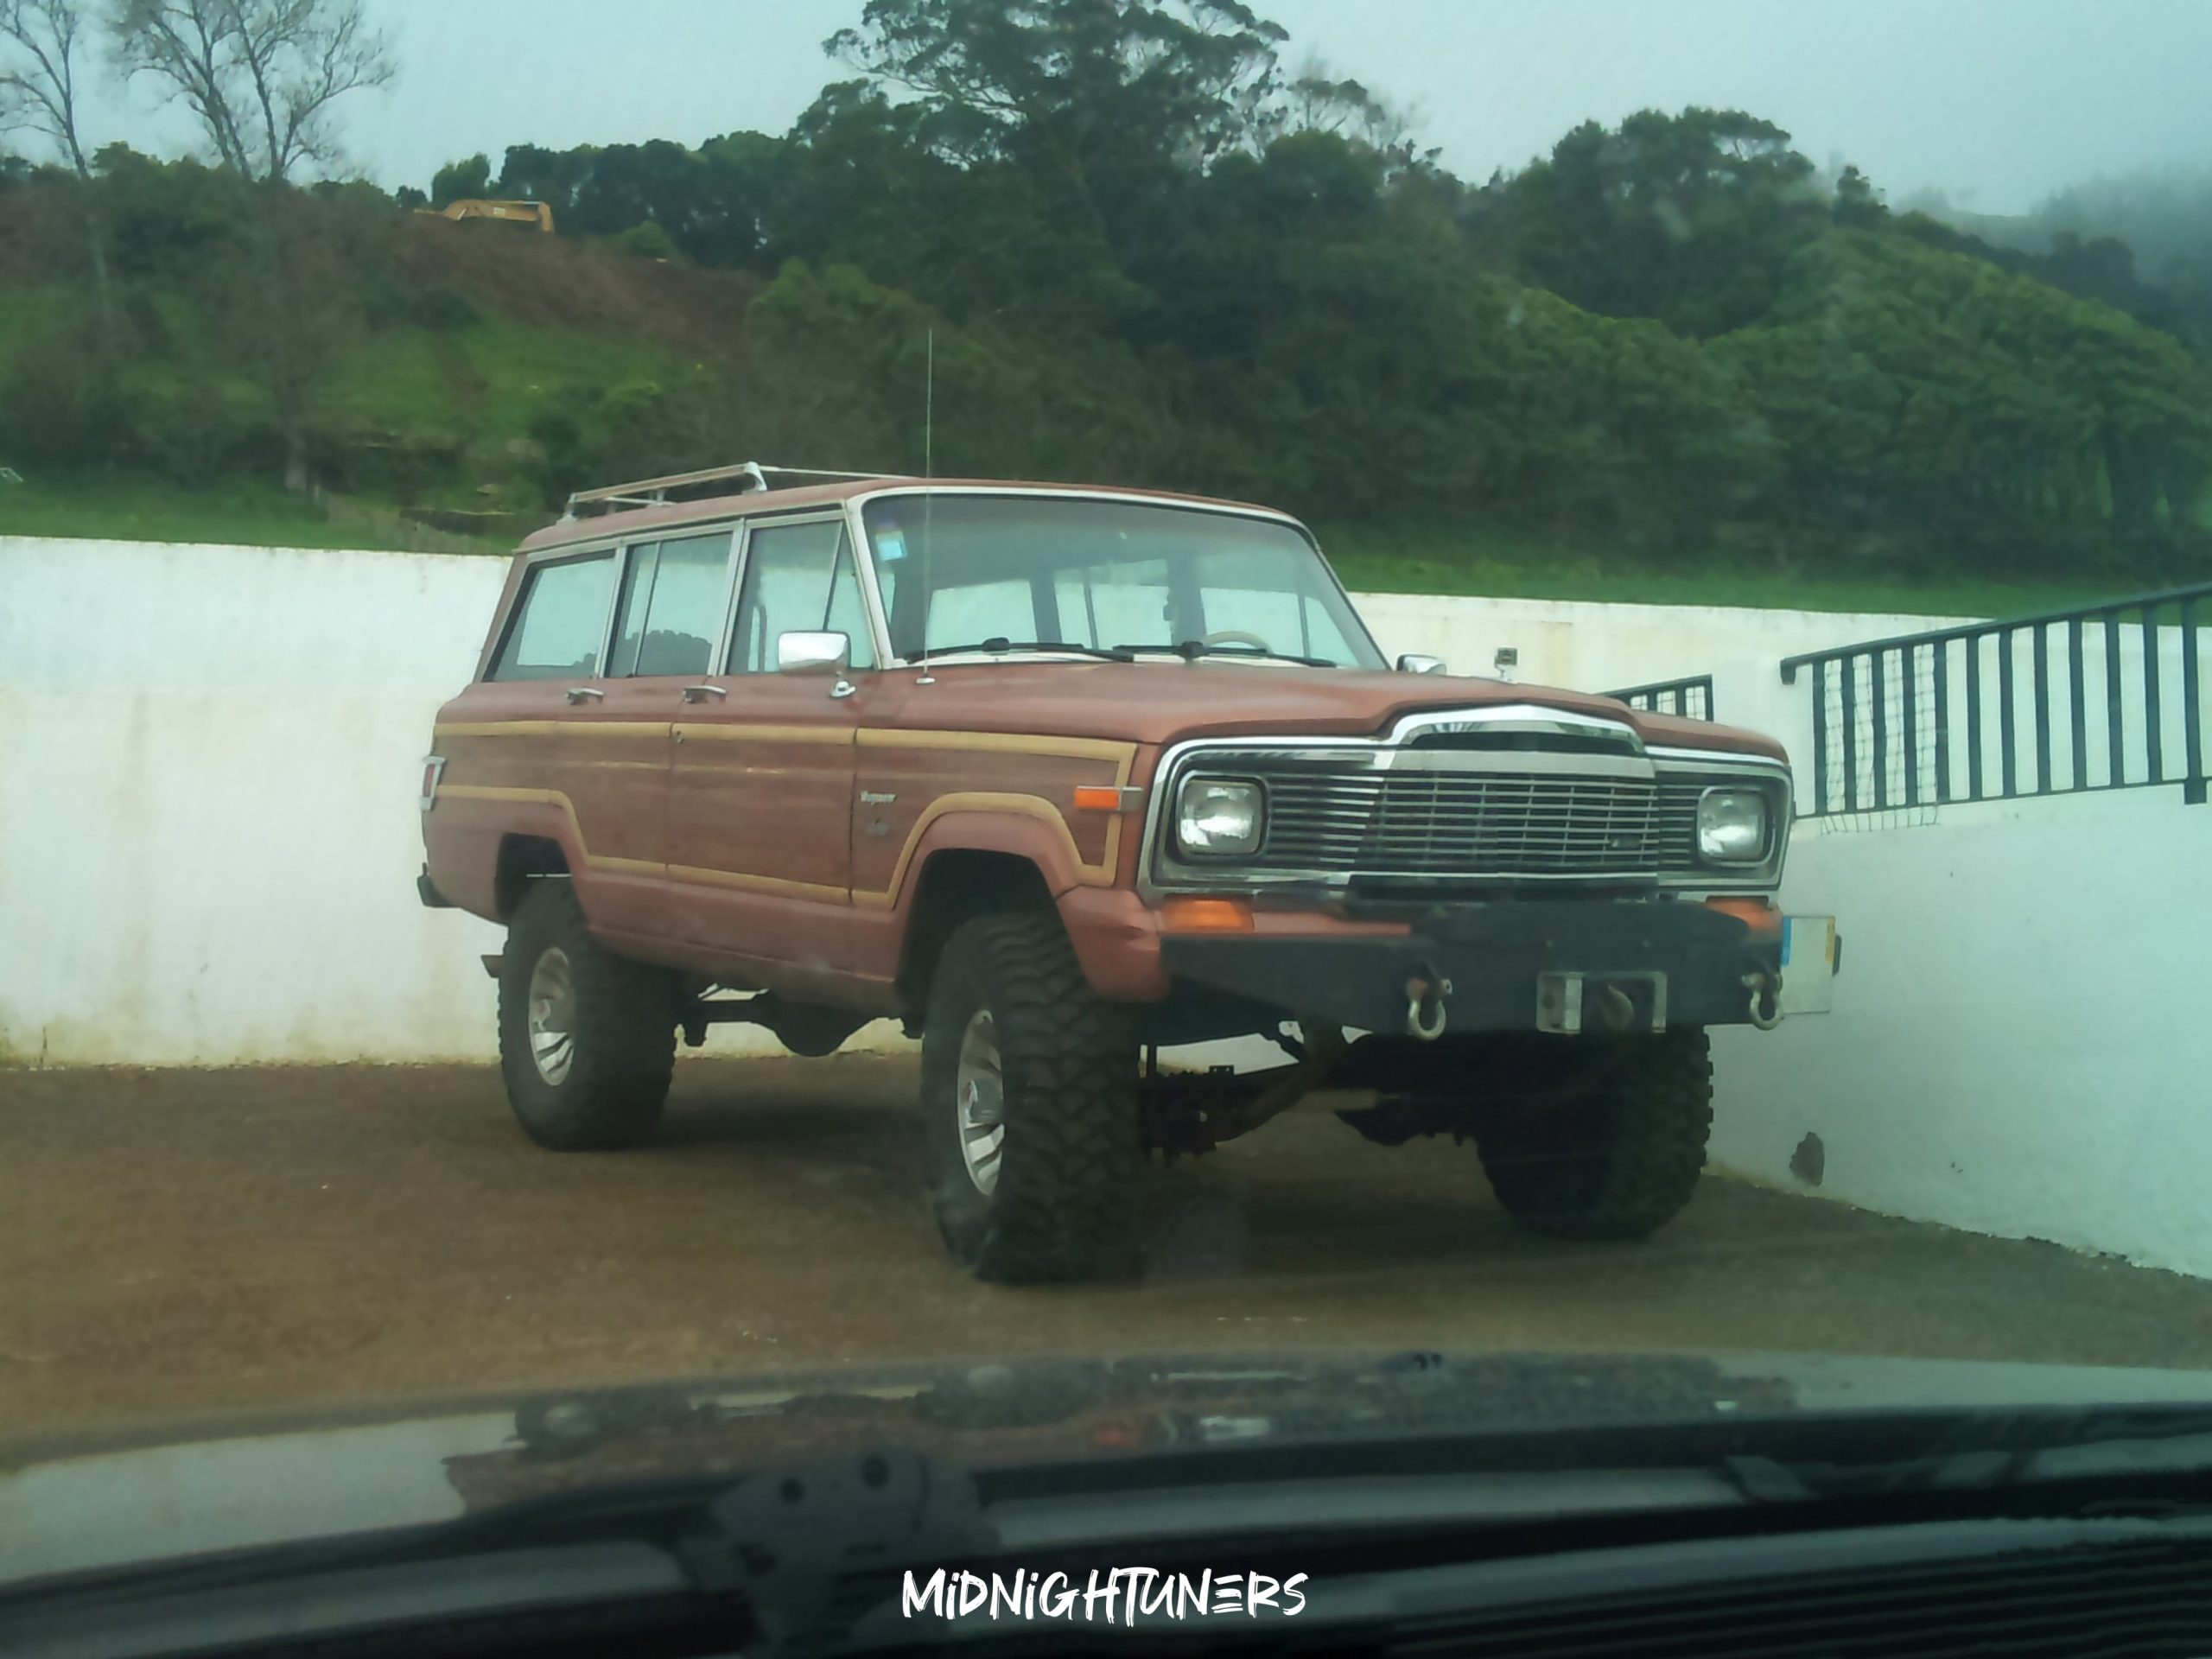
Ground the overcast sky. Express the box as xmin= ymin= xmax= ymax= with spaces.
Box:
xmin=57 ymin=0 xmax=2212 ymax=217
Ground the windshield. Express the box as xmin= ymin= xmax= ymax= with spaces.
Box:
xmin=860 ymin=495 xmax=1387 ymax=668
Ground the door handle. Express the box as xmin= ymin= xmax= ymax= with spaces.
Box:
xmin=831 ymin=678 xmax=856 ymax=700
xmin=565 ymin=686 xmax=604 ymax=704
xmin=681 ymin=683 xmax=728 ymax=703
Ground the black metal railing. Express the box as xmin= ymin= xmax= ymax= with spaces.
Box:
xmin=1607 ymin=675 xmax=1715 ymax=721
xmin=1779 ymin=582 xmax=2211 ymax=817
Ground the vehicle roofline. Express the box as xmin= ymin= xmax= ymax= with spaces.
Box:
xmin=516 ymin=479 xmax=1307 ymax=555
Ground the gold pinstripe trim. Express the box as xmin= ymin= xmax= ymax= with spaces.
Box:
xmin=852 ymin=792 xmax=1107 ymax=911
xmin=857 ymin=728 xmax=1136 ymax=763
xmin=439 ymin=781 xmax=1125 ymax=906
xmin=435 ymin=786 xmax=661 ymax=875
xmin=435 ymin=732 xmax=1141 ymax=906
xmin=438 ymin=719 xmax=1135 ymax=764
xmin=434 ymin=721 xmax=668 ymax=740
xmin=666 ymin=865 xmax=849 ymax=901
xmin=674 ymin=722 xmax=852 ymax=744
xmin=854 ymin=734 xmax=1136 ymax=905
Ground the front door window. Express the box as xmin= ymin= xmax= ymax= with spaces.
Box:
xmin=730 ymin=520 xmax=879 ymax=672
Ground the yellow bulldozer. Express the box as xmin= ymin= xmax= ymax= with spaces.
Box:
xmin=416 ymin=199 xmax=556 ymax=234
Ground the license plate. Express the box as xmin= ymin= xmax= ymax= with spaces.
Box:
xmin=1778 ymin=916 xmax=1838 ymax=1014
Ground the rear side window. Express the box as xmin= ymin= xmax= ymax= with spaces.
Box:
xmin=607 ymin=532 xmax=732 ymax=677
xmin=488 ymin=554 xmax=616 ymax=682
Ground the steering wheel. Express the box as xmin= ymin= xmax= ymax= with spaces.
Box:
xmin=1198 ymin=630 xmax=1272 ymax=651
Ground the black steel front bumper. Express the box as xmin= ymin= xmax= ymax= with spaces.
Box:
xmin=1160 ymin=900 xmax=1782 ymax=1037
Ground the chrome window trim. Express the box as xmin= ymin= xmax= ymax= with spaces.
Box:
xmin=616 ymin=525 xmax=738 ymax=682
xmin=841 ymin=499 xmax=897 ymax=671
xmin=482 ymin=543 xmax=626 ymax=684
xmin=716 ymin=509 xmax=887 ymax=677
xmin=1139 ymin=715 xmax=1793 ymax=899
xmin=607 ymin=537 xmax=660 ymax=679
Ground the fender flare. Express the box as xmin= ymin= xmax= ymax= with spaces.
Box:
xmin=868 ymin=798 xmax=1109 ymax=913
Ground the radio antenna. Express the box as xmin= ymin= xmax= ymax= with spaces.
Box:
xmin=918 ymin=327 xmax=936 ymax=685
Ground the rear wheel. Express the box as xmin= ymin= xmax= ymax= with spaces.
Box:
xmin=1474 ymin=1029 xmax=1713 ymax=1241
xmin=498 ymin=883 xmax=676 ymax=1151
xmin=919 ymin=912 xmax=1140 ymax=1283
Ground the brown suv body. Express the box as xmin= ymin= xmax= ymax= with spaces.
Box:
xmin=421 ymin=473 xmax=1811 ymax=1280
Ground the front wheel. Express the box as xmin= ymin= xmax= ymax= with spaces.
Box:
xmin=1473 ymin=1029 xmax=1713 ymax=1241
xmin=497 ymin=883 xmax=677 ymax=1151
xmin=919 ymin=912 xmax=1140 ymax=1283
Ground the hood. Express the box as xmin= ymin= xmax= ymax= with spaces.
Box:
xmin=875 ymin=662 xmax=1785 ymax=760
xmin=8 ymin=1347 xmax=2210 ymax=1589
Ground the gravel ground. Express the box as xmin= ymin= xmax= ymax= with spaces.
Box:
xmin=7 ymin=1054 xmax=2212 ymax=1439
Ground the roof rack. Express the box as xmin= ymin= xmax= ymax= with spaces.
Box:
xmin=562 ymin=461 xmax=892 ymax=520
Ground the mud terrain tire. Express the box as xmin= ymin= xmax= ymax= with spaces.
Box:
xmin=1474 ymin=1029 xmax=1713 ymax=1241
xmin=920 ymin=912 xmax=1140 ymax=1283
xmin=498 ymin=883 xmax=676 ymax=1151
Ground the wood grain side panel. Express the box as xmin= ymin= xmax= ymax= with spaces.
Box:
xmin=431 ymin=720 xmax=671 ymax=873
xmin=849 ymin=739 xmax=1135 ymax=906
xmin=669 ymin=724 xmax=856 ymax=899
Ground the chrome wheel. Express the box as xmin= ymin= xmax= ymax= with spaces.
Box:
xmin=527 ymin=947 xmax=576 ymax=1085
xmin=955 ymin=1009 xmax=1006 ymax=1195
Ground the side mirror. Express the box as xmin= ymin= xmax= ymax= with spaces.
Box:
xmin=1395 ymin=653 xmax=1447 ymax=676
xmin=777 ymin=630 xmax=851 ymax=676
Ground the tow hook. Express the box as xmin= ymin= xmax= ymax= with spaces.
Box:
xmin=1406 ymin=969 xmax=1452 ymax=1041
xmin=1744 ymin=970 xmax=1783 ymax=1031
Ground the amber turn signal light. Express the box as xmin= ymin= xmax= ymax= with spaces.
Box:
xmin=1072 ymin=785 xmax=1124 ymax=811
xmin=1704 ymin=896 xmax=1782 ymax=932
xmin=1159 ymin=897 xmax=1255 ymax=932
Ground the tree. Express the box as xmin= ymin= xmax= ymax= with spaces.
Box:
xmin=827 ymin=0 xmax=1293 ymax=278
xmin=1833 ymin=163 xmax=1885 ymax=228
xmin=0 ymin=0 xmax=115 ymax=351
xmin=110 ymin=0 xmax=394 ymax=489
xmin=611 ymin=218 xmax=676 ymax=260
xmin=1471 ymin=107 xmax=1829 ymax=337
xmin=828 ymin=0 xmax=1291 ymax=165
xmin=429 ymin=149 xmax=488 ymax=207
xmin=111 ymin=0 xmax=392 ymax=184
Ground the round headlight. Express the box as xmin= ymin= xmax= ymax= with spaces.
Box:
xmin=1176 ymin=778 xmax=1264 ymax=856
xmin=1696 ymin=787 xmax=1769 ymax=863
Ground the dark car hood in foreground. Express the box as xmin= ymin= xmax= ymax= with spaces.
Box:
xmin=8 ymin=1347 xmax=2212 ymax=1589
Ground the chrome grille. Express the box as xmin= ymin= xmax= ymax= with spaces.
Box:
xmin=1653 ymin=778 xmax=1712 ymax=874
xmin=1251 ymin=766 xmax=1685 ymax=880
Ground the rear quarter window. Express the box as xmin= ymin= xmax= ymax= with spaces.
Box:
xmin=488 ymin=554 xmax=617 ymax=682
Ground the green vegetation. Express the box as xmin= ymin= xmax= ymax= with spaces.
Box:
xmin=3 ymin=0 xmax=2210 ymax=613
xmin=0 ymin=472 xmax=422 ymax=550
xmin=1319 ymin=525 xmax=2126 ymax=618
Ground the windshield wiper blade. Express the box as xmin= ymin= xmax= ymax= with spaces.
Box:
xmin=1116 ymin=640 xmax=1338 ymax=669
xmin=904 ymin=639 xmax=1135 ymax=663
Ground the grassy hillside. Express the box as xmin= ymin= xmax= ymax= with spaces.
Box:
xmin=1317 ymin=524 xmax=2129 ymax=618
xmin=0 ymin=472 xmax=2131 ymax=619
xmin=0 ymin=474 xmax=403 ymax=549
xmin=0 ymin=210 xmax=2199 ymax=622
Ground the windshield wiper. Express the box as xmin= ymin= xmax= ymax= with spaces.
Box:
xmin=1116 ymin=639 xmax=1339 ymax=669
xmin=904 ymin=639 xmax=1135 ymax=663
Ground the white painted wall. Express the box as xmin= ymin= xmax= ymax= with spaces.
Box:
xmin=8 ymin=535 xmax=2211 ymax=1282
xmin=0 ymin=538 xmax=908 ymax=1065
xmin=3 ymin=535 xmax=1916 ymax=1067
xmin=1710 ymin=789 xmax=2212 ymax=1280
